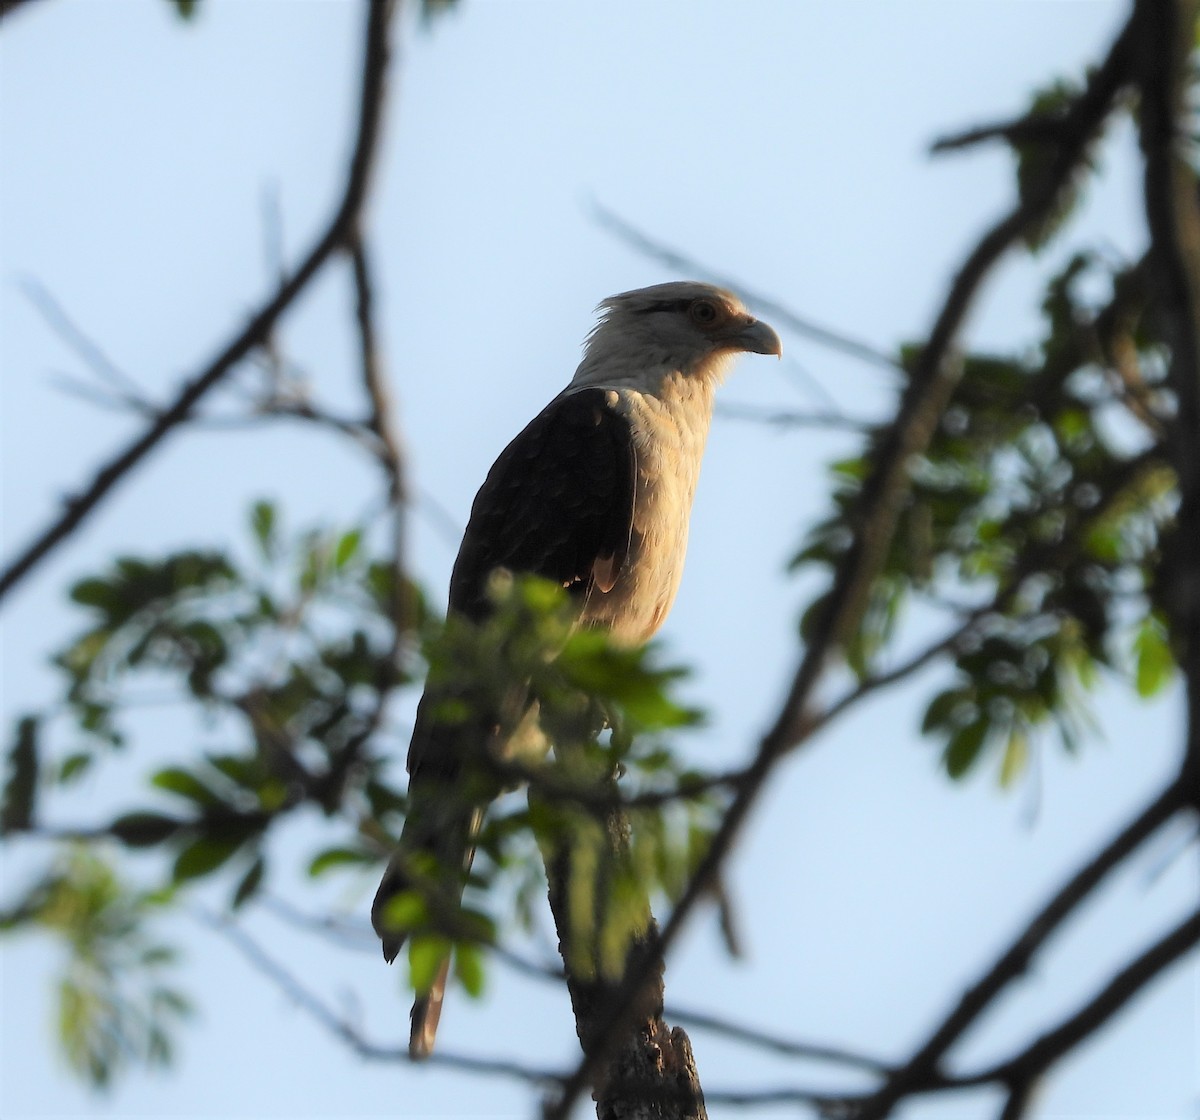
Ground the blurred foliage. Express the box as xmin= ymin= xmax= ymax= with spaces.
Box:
xmin=362 ymin=573 xmax=715 ymax=998
xmin=1011 ymin=79 xmax=1095 ymax=251
xmin=0 ymin=849 xmax=190 ymax=1088
xmin=166 ymin=0 xmax=198 ymax=21
xmin=1 ymin=507 xmax=715 ymax=1087
xmin=420 ymin=0 xmax=461 ymax=25
xmin=796 ymin=247 xmax=1178 ymax=784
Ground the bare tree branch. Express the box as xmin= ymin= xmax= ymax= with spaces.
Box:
xmin=194 ymin=907 xmax=565 ymax=1087
xmin=931 ymin=116 xmax=1075 ymax=156
xmin=0 ymin=0 xmax=43 ymax=23
xmin=1134 ymin=0 xmax=1200 ymax=800
xmin=808 ymin=610 xmax=990 ymax=735
xmin=666 ymin=1006 xmax=890 ymax=1075
xmin=982 ymin=906 xmax=1200 ymax=1093
xmin=850 ymin=777 xmax=1187 ymax=1119
xmin=0 ymin=0 xmax=399 ymax=606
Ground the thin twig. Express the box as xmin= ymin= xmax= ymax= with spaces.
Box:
xmin=931 ymin=116 xmax=1071 ymax=155
xmin=666 ymin=1006 xmax=891 ymax=1074
xmin=260 ymin=895 xmax=378 ymax=951
xmin=195 ymin=907 xmax=564 ymax=1086
xmin=0 ymin=0 xmax=398 ymax=605
xmin=715 ymin=402 xmax=870 ymax=432
xmin=809 ymin=611 xmax=990 ymax=736
xmin=21 ymin=278 xmax=153 ymax=405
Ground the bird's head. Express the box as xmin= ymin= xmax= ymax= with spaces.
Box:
xmin=573 ymin=280 xmax=782 ymax=390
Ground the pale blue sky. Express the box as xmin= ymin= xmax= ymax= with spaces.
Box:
xmin=1 ymin=2 xmax=1195 ymax=1118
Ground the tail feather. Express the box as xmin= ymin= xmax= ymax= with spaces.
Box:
xmin=375 ymin=684 xmax=531 ymax=1056
xmin=409 ymin=956 xmax=451 ymax=1060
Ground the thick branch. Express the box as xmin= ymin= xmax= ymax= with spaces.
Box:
xmin=1134 ymin=0 xmax=1200 ymax=795
xmin=0 ymin=0 xmax=42 ymax=22
xmin=0 ymin=0 xmax=398 ymax=606
xmin=539 ymin=780 xmax=707 ymax=1120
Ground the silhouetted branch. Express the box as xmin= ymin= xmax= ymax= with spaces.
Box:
xmin=0 ymin=0 xmax=43 ymax=23
xmin=850 ymin=777 xmax=1186 ymax=1119
xmin=996 ymin=1078 xmax=1038 ymax=1120
xmin=1134 ymin=0 xmax=1200 ymax=796
xmin=931 ymin=116 xmax=1072 ymax=155
xmin=0 ymin=0 xmax=398 ymax=606
xmin=974 ymin=906 xmax=1200 ymax=1103
xmin=195 ymin=907 xmax=564 ymax=1087
xmin=810 ymin=610 xmax=990 ymax=735
xmin=666 ymin=1006 xmax=890 ymax=1075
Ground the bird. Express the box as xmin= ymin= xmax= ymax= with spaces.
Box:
xmin=371 ymin=280 xmax=781 ymax=1058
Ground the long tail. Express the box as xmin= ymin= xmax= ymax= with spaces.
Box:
xmin=373 ymin=685 xmax=534 ymax=1056
xmin=371 ymin=693 xmax=484 ymax=1058
xmin=409 ymin=956 xmax=451 ymax=1059
xmin=372 ymin=804 xmax=480 ymax=1058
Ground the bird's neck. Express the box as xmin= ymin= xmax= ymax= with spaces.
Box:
xmin=568 ymin=350 xmax=732 ymax=396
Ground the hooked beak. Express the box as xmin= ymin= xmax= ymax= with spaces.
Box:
xmin=731 ymin=316 xmax=783 ymax=358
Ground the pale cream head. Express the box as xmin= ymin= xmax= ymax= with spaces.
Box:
xmin=571 ymin=280 xmax=782 ymax=390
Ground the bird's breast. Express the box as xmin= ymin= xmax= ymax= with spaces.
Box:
xmin=582 ymin=383 xmax=713 ymax=644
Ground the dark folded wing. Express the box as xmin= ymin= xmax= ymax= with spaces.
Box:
xmin=446 ymin=387 xmax=636 ymax=620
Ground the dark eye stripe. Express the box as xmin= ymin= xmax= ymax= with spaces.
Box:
xmin=639 ymin=298 xmax=719 ymax=316
xmin=638 ymin=299 xmax=693 ymax=315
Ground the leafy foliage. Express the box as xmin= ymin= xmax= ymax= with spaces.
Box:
xmin=1 ymin=850 xmax=190 ymax=1089
xmin=796 ymin=251 xmax=1178 ymax=782
xmin=365 ymin=574 xmax=716 ymax=993
xmin=1 ymin=509 xmax=715 ymax=1084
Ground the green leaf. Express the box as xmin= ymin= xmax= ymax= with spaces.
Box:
xmin=383 ymin=891 xmax=429 ymax=936
xmin=151 ymin=767 xmax=225 ymax=808
xmin=231 ymin=855 xmax=265 ymax=910
xmin=454 ymin=942 xmax=486 ymax=998
xmin=944 ymin=718 xmax=989 ymax=779
xmin=250 ymin=500 xmax=277 ymax=559
xmin=998 ymin=731 xmax=1029 ymax=789
xmin=172 ymin=835 xmax=244 ymax=883
xmin=921 ymin=689 xmax=969 ymax=735
xmin=58 ymin=752 xmax=93 ymax=785
xmin=333 ymin=529 xmax=362 ymax=571
xmin=1 ymin=717 xmax=38 ymax=834
xmin=307 ymin=847 xmax=373 ymax=877
xmin=69 ymin=578 xmax=120 ymax=611
xmin=408 ymin=935 xmax=451 ymax=996
xmin=1133 ymin=614 xmax=1175 ymax=698
xmin=110 ymin=812 xmax=182 ymax=848
xmin=168 ymin=0 xmax=200 ymax=19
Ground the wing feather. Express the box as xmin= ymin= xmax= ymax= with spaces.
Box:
xmin=447 ymin=388 xmax=636 ymax=619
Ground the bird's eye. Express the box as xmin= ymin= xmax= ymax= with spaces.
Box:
xmin=689 ymin=299 xmax=719 ymax=325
